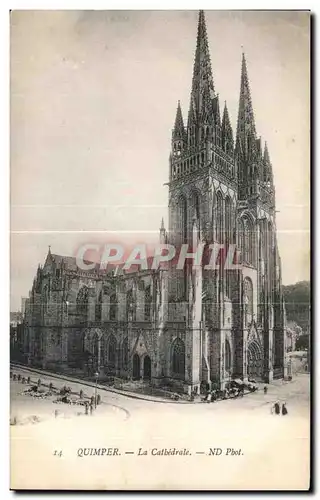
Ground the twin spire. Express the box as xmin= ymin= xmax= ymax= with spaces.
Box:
xmin=236 ymin=52 xmax=257 ymax=155
xmin=190 ymin=10 xmax=215 ymax=120
xmin=172 ymin=10 xmax=236 ymax=149
xmin=171 ymin=10 xmax=273 ymax=189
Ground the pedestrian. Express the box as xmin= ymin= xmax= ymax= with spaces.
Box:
xmin=96 ymin=394 xmax=101 ymax=405
xmin=85 ymin=402 xmax=89 ymax=416
xmin=17 ymin=374 xmax=21 ymax=381
xmin=10 ymin=371 xmax=13 ymax=379
xmin=79 ymin=389 xmax=83 ymax=399
xmin=27 ymin=376 xmax=31 ymax=384
xmin=90 ymin=402 xmax=93 ymax=415
xmin=264 ymin=385 xmax=268 ymax=395
xmin=13 ymin=374 xmax=16 ymax=381
xmin=37 ymin=378 xmax=41 ymax=387
xmin=274 ymin=401 xmax=280 ymax=415
xmin=282 ymin=403 xmax=288 ymax=416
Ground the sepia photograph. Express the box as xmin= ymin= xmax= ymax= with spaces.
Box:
xmin=10 ymin=9 xmax=310 ymax=491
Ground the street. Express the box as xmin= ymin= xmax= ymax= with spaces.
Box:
xmin=10 ymin=366 xmax=310 ymax=490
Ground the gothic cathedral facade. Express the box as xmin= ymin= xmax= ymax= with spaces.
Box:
xmin=23 ymin=11 xmax=286 ymax=394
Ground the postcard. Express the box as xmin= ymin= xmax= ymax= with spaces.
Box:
xmin=10 ymin=10 xmax=310 ymax=490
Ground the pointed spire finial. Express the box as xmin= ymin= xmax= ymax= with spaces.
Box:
xmin=222 ymin=100 xmax=234 ymax=155
xmin=160 ymin=217 xmax=165 ymax=231
xmin=174 ymin=100 xmax=184 ymax=132
xmin=190 ymin=9 xmax=215 ymax=121
xmin=172 ymin=100 xmax=186 ymax=144
xmin=236 ymin=50 xmax=256 ymax=155
xmin=264 ymin=141 xmax=271 ymax=164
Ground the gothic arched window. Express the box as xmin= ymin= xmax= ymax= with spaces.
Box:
xmin=225 ymin=197 xmax=232 ymax=246
xmin=109 ymin=293 xmax=117 ymax=321
xmin=239 ymin=217 xmax=254 ymax=265
xmin=172 ymin=338 xmax=185 ymax=378
xmin=244 ymin=277 xmax=253 ymax=327
xmin=144 ymin=285 xmax=152 ymax=321
xmin=191 ymin=191 xmax=200 ymax=222
xmin=238 ymin=219 xmax=245 ymax=264
xmin=216 ymin=192 xmax=224 ymax=244
xmin=178 ymin=195 xmax=188 ymax=243
xmin=126 ymin=289 xmax=135 ymax=321
xmin=41 ymin=284 xmax=49 ymax=315
xmin=225 ymin=197 xmax=233 ymax=297
xmin=95 ymin=290 xmax=102 ymax=322
xmin=244 ymin=219 xmax=251 ymax=263
xmin=225 ymin=339 xmax=231 ymax=372
xmin=76 ymin=286 xmax=89 ymax=316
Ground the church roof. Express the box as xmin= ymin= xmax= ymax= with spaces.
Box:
xmin=44 ymin=251 xmax=159 ymax=277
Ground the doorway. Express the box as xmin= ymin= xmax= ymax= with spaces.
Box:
xmin=143 ymin=355 xmax=151 ymax=380
xmin=132 ymin=353 xmax=140 ymax=380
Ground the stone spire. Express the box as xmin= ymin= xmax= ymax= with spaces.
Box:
xmin=172 ymin=101 xmax=186 ymax=157
xmin=189 ymin=10 xmax=215 ymax=122
xmin=187 ymin=96 xmax=196 ymax=127
xmin=221 ymin=101 xmax=234 ymax=155
xmin=160 ymin=217 xmax=167 ymax=244
xmin=172 ymin=101 xmax=186 ymax=142
xmin=236 ymin=52 xmax=256 ymax=156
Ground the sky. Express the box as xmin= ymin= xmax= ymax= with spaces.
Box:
xmin=10 ymin=10 xmax=310 ymax=311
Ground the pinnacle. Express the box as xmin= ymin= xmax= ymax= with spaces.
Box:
xmin=173 ymin=100 xmax=184 ymax=132
xmin=222 ymin=101 xmax=231 ymax=125
xmin=264 ymin=141 xmax=271 ymax=164
xmin=222 ymin=101 xmax=234 ymax=153
xmin=187 ymin=97 xmax=195 ymax=125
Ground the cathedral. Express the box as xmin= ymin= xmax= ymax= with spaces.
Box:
xmin=23 ymin=11 xmax=286 ymax=394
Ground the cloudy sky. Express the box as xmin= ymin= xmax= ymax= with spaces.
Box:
xmin=10 ymin=10 xmax=310 ymax=311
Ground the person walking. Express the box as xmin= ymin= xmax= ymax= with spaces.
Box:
xmin=264 ymin=385 xmax=268 ymax=395
xmin=282 ymin=402 xmax=288 ymax=416
xmin=274 ymin=401 xmax=280 ymax=415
